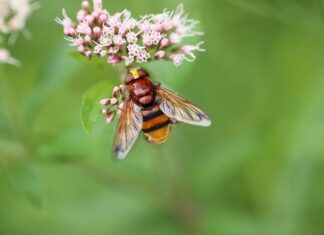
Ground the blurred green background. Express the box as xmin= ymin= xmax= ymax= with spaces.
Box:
xmin=1 ymin=0 xmax=324 ymax=235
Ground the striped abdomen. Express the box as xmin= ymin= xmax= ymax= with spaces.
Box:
xmin=141 ymin=104 xmax=170 ymax=144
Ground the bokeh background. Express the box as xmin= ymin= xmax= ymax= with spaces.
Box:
xmin=1 ymin=0 xmax=324 ymax=234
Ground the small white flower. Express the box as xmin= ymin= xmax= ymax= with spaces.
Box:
xmin=126 ymin=32 xmax=138 ymax=44
xmin=169 ymin=53 xmax=195 ymax=67
xmin=179 ymin=41 xmax=206 ymax=60
xmin=127 ymin=43 xmax=142 ymax=58
xmin=99 ymin=35 xmax=112 ymax=46
xmin=93 ymin=0 xmax=102 ymax=12
xmin=109 ymin=46 xmax=120 ymax=54
xmin=0 ymin=0 xmax=39 ymax=35
xmin=106 ymin=14 xmax=122 ymax=28
xmin=93 ymin=44 xmax=102 ymax=54
xmin=76 ymin=21 xmax=92 ymax=35
xmin=0 ymin=0 xmax=38 ymax=66
xmin=170 ymin=33 xmax=182 ymax=44
xmin=123 ymin=56 xmax=134 ymax=66
xmin=113 ymin=34 xmax=126 ymax=46
xmin=102 ymin=26 xmax=114 ymax=36
xmin=170 ymin=54 xmax=184 ymax=67
xmin=142 ymin=30 xmax=164 ymax=46
xmin=55 ymin=9 xmax=75 ymax=33
xmin=137 ymin=49 xmax=150 ymax=63
xmin=0 ymin=48 xmax=21 ymax=66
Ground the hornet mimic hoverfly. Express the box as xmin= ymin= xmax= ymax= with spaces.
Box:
xmin=113 ymin=68 xmax=211 ymax=159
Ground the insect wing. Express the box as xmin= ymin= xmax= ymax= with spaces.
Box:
xmin=113 ymin=98 xmax=143 ymax=160
xmin=157 ymin=87 xmax=211 ymax=127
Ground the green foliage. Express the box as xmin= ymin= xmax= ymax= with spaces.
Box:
xmin=22 ymin=44 xmax=82 ymax=123
xmin=4 ymin=163 xmax=43 ymax=208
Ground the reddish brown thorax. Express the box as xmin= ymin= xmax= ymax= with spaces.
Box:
xmin=125 ymin=68 xmax=156 ymax=107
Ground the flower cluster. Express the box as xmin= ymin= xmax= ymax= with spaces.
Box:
xmin=57 ymin=0 xmax=205 ymax=67
xmin=100 ymin=85 xmax=126 ymax=124
xmin=0 ymin=0 xmax=38 ymax=66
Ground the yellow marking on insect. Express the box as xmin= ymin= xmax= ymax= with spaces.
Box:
xmin=130 ymin=69 xmax=140 ymax=79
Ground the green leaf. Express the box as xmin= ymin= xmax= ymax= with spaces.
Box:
xmin=4 ymin=163 xmax=44 ymax=208
xmin=81 ymin=80 xmax=114 ymax=134
xmin=22 ymin=43 xmax=82 ymax=124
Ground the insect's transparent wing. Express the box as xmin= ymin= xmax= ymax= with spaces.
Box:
xmin=113 ymin=98 xmax=143 ymax=160
xmin=157 ymin=87 xmax=211 ymax=127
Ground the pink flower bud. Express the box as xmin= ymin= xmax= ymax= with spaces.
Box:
xmin=162 ymin=21 xmax=173 ymax=31
xmin=93 ymin=0 xmax=103 ymax=12
xmin=77 ymin=10 xmax=86 ymax=22
xmin=119 ymin=85 xmax=126 ymax=93
xmin=118 ymin=102 xmax=125 ymax=110
xmin=64 ymin=28 xmax=70 ymax=35
xmin=108 ymin=55 xmax=122 ymax=65
xmin=155 ymin=50 xmax=166 ymax=59
xmin=160 ymin=38 xmax=170 ymax=48
xmin=85 ymin=51 xmax=92 ymax=57
xmin=91 ymin=11 xmax=100 ymax=20
xmin=84 ymin=35 xmax=92 ymax=44
xmin=78 ymin=45 xmax=85 ymax=53
xmin=85 ymin=15 xmax=95 ymax=26
xmin=99 ymin=50 xmax=107 ymax=57
xmin=93 ymin=26 xmax=101 ymax=38
xmin=100 ymin=99 xmax=110 ymax=106
xmin=84 ymin=27 xmax=92 ymax=35
xmin=98 ymin=13 xmax=108 ymax=25
xmin=113 ymin=86 xmax=120 ymax=95
xmin=106 ymin=114 xmax=115 ymax=124
xmin=75 ymin=37 xmax=84 ymax=46
xmin=68 ymin=27 xmax=76 ymax=36
xmin=110 ymin=97 xmax=118 ymax=105
xmin=82 ymin=1 xmax=90 ymax=11
xmin=102 ymin=109 xmax=109 ymax=115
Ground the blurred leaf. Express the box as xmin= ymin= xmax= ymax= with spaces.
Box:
xmin=227 ymin=0 xmax=324 ymax=36
xmin=0 ymin=119 xmax=10 ymax=139
xmin=4 ymin=163 xmax=43 ymax=208
xmin=0 ymin=138 xmax=25 ymax=162
xmin=22 ymin=43 xmax=82 ymax=123
xmin=36 ymin=128 xmax=96 ymax=162
xmin=81 ymin=80 xmax=114 ymax=134
xmin=0 ymin=75 xmax=11 ymax=139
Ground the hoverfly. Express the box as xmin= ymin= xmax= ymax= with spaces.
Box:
xmin=113 ymin=68 xmax=211 ymax=159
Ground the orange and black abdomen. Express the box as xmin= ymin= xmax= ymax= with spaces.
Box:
xmin=141 ymin=104 xmax=170 ymax=144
